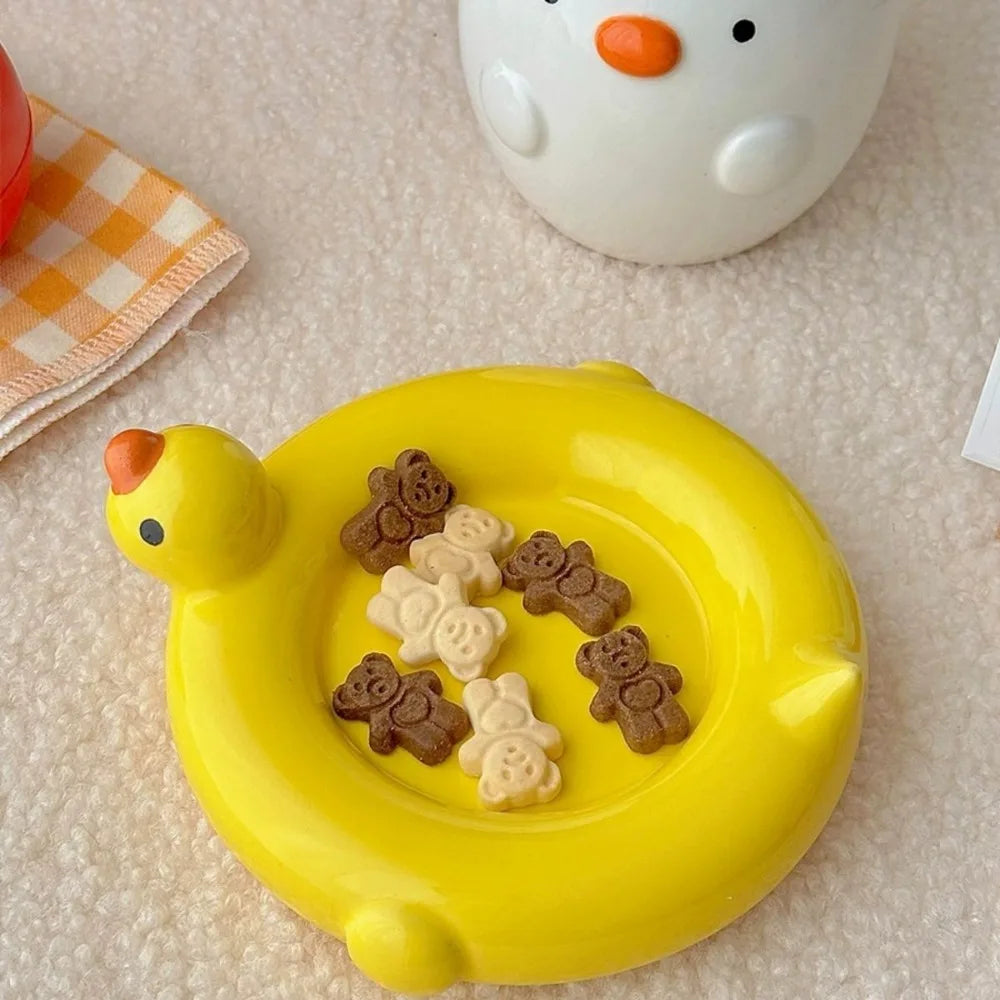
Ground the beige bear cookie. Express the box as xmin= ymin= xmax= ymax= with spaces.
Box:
xmin=459 ymin=673 xmax=563 ymax=811
xmin=366 ymin=567 xmax=508 ymax=682
xmin=409 ymin=505 xmax=516 ymax=598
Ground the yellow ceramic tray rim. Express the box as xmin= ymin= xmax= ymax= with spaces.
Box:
xmin=105 ymin=362 xmax=864 ymax=993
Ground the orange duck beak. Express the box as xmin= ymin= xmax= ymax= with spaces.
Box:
xmin=104 ymin=429 xmax=164 ymax=495
xmin=595 ymin=16 xmax=682 ymax=77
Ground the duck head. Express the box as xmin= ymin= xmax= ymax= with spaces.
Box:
xmin=104 ymin=425 xmax=281 ymax=591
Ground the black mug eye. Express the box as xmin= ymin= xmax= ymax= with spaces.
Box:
xmin=733 ymin=19 xmax=756 ymax=43
xmin=544 ymin=0 xmax=559 ymax=4
xmin=139 ymin=518 xmax=165 ymax=546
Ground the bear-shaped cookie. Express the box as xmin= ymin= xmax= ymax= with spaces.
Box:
xmin=341 ymin=449 xmax=456 ymax=575
xmin=367 ymin=567 xmax=508 ymax=682
xmin=576 ymin=626 xmax=690 ymax=755
xmin=459 ymin=673 xmax=563 ymax=810
xmin=332 ymin=653 xmax=470 ymax=765
xmin=409 ymin=504 xmax=516 ymax=598
xmin=502 ymin=530 xmax=631 ymax=636
xmin=475 ymin=738 xmax=560 ymax=811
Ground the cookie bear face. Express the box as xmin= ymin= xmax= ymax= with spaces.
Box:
xmin=433 ymin=605 xmax=508 ymax=680
xmin=443 ymin=505 xmax=513 ymax=553
xmin=397 ymin=450 xmax=454 ymax=517
xmin=578 ymin=625 xmax=648 ymax=680
xmin=479 ymin=737 xmax=562 ymax=811
xmin=333 ymin=653 xmax=401 ymax=717
xmin=503 ymin=530 xmax=566 ymax=584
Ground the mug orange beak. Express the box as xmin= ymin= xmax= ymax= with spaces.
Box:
xmin=596 ymin=15 xmax=682 ymax=78
xmin=104 ymin=428 xmax=164 ymax=495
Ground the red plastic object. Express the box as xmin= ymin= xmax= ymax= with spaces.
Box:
xmin=0 ymin=45 xmax=32 ymax=250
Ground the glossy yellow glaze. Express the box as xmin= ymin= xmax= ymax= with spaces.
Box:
xmin=104 ymin=363 xmax=865 ymax=994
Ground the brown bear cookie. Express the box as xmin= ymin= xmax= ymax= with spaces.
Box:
xmin=576 ymin=626 xmax=690 ymax=754
xmin=341 ymin=449 xmax=457 ymax=575
xmin=332 ymin=653 xmax=470 ymax=765
xmin=502 ymin=530 xmax=631 ymax=636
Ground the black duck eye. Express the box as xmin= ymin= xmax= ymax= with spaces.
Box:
xmin=732 ymin=19 xmax=756 ymax=43
xmin=139 ymin=518 xmax=164 ymax=546
xmin=544 ymin=0 xmax=558 ymax=4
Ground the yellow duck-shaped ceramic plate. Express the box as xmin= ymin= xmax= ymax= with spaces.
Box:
xmin=104 ymin=362 xmax=864 ymax=994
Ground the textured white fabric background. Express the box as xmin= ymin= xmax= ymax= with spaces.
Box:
xmin=2 ymin=1 xmax=999 ymax=997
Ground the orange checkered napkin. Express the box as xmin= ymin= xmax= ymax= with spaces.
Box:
xmin=0 ymin=98 xmax=249 ymax=460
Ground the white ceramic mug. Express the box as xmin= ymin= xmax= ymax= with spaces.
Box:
xmin=459 ymin=0 xmax=905 ymax=265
